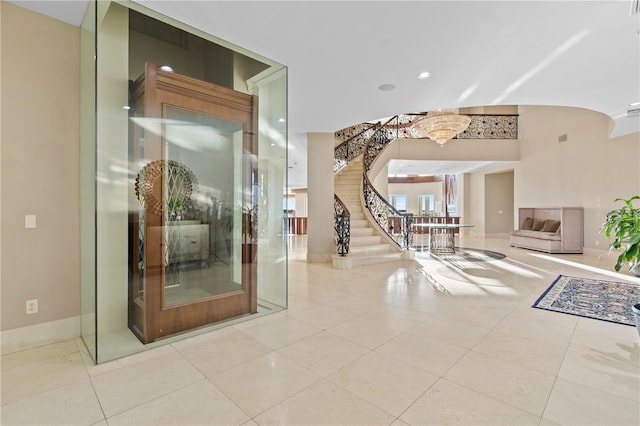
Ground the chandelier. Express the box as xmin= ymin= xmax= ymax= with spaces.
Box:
xmin=412 ymin=109 xmax=471 ymax=146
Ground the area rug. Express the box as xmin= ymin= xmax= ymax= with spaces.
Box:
xmin=533 ymin=275 xmax=640 ymax=326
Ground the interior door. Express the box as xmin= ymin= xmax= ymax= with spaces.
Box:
xmin=130 ymin=64 xmax=258 ymax=343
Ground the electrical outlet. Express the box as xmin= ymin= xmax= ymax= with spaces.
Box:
xmin=26 ymin=299 xmax=38 ymax=314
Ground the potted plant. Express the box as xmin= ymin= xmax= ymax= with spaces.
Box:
xmin=599 ymin=196 xmax=640 ymax=276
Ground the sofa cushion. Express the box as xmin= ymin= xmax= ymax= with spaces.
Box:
xmin=541 ymin=219 xmax=561 ymax=233
xmin=532 ymin=219 xmax=545 ymax=231
xmin=522 ymin=217 xmax=533 ymax=230
xmin=511 ymin=230 xmax=561 ymax=241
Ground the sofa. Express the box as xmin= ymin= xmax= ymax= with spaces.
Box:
xmin=510 ymin=207 xmax=584 ymax=254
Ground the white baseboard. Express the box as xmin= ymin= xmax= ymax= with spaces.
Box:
xmin=1 ymin=316 xmax=81 ymax=355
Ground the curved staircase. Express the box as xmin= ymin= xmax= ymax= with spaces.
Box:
xmin=333 ymin=157 xmax=407 ymax=269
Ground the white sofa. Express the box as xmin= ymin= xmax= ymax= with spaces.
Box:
xmin=510 ymin=207 xmax=584 ymax=254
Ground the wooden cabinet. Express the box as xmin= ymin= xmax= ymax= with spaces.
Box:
xmin=128 ymin=63 xmax=258 ymax=344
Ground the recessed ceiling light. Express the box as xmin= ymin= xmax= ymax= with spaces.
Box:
xmin=278 ymin=118 xmax=286 ymax=123
xmin=378 ymin=84 xmax=396 ymax=91
xmin=160 ymin=65 xmax=174 ymax=72
xmin=630 ymin=102 xmax=640 ymax=106
xmin=122 ymin=105 xmax=131 ymax=110
xmin=417 ymin=71 xmax=431 ymax=79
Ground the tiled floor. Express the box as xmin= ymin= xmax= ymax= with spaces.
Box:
xmin=2 ymin=235 xmax=639 ymax=425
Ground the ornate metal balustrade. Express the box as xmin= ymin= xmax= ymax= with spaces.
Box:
xmin=363 ymin=116 xmax=400 ymax=171
xmin=334 ymin=195 xmax=350 ymax=256
xmin=363 ymin=173 xmax=413 ymax=249
xmin=334 ymin=123 xmax=378 ymax=173
xmin=335 ymin=122 xmax=376 ymax=142
xmin=457 ymin=115 xmax=518 ymax=139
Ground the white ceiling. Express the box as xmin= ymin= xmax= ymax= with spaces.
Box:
xmin=12 ymin=0 xmax=640 ymax=188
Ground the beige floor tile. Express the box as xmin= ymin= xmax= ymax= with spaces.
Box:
xmin=472 ymin=328 xmax=568 ymax=375
xmin=0 ymin=351 xmax=88 ymax=405
xmin=327 ymin=309 xmax=418 ymax=349
xmin=327 ymin=351 xmax=438 ymax=417
xmin=574 ymin=316 xmax=640 ymax=340
xmin=558 ymin=346 xmax=640 ymax=401
xmin=400 ymin=378 xmax=541 ymax=425
xmin=569 ymin=326 xmax=640 ymax=368
xmin=107 ymin=380 xmax=249 ymax=425
xmin=492 ymin=310 xmax=576 ymax=347
xmin=406 ymin=317 xmax=490 ymax=349
xmin=543 ymin=377 xmax=640 ymax=425
xmin=376 ymin=332 xmax=470 ymax=376
xmin=287 ymin=304 xmax=362 ymax=329
xmin=0 ymin=340 xmax=79 ymax=372
xmin=210 ymin=351 xmax=321 ymax=418
xmin=324 ymin=294 xmax=386 ymax=316
xmin=444 ymin=350 xmax=555 ymax=416
xmin=177 ymin=328 xmax=271 ymax=378
xmin=253 ymin=379 xmax=396 ymax=425
xmin=91 ymin=351 xmax=203 ymax=417
xmin=83 ymin=344 xmax=177 ymax=377
xmin=278 ymin=331 xmax=369 ymax=376
xmin=0 ymin=379 xmax=104 ymax=426
xmin=237 ymin=315 xmax=320 ymax=349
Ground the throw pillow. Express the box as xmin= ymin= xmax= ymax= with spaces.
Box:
xmin=542 ymin=219 xmax=561 ymax=233
xmin=522 ymin=217 xmax=533 ymax=230
xmin=532 ymin=219 xmax=545 ymax=231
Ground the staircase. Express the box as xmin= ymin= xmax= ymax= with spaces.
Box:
xmin=333 ymin=157 xmax=407 ymax=269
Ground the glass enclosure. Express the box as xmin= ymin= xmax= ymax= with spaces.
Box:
xmin=81 ymin=0 xmax=287 ymax=363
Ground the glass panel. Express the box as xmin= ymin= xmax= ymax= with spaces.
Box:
xmin=162 ymin=108 xmax=244 ymax=306
xmin=80 ymin=0 xmax=97 ymax=363
xmin=85 ymin=0 xmax=287 ymax=363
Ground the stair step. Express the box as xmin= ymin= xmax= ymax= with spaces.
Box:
xmin=349 ymin=243 xmax=392 ymax=254
xmin=350 ymin=219 xmax=369 ymax=228
xmin=350 ymin=235 xmax=382 ymax=246
xmin=351 ymin=227 xmax=375 ymax=237
xmin=350 ymin=213 xmax=366 ymax=220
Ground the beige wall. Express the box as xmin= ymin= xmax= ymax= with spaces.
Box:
xmin=516 ymin=106 xmax=639 ymax=249
xmin=484 ymin=170 xmax=515 ymax=234
xmin=1 ymin=3 xmax=80 ymax=330
xmin=307 ymin=132 xmax=334 ymax=262
xmin=388 ymin=182 xmax=444 ymax=215
xmin=465 ymin=106 xmax=640 ymax=248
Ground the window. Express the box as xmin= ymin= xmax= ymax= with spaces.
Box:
xmin=418 ymin=194 xmax=435 ymax=216
xmin=389 ymin=195 xmax=407 ymax=213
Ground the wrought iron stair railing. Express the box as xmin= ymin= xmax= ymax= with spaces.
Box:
xmin=333 ymin=123 xmax=378 ymax=256
xmin=362 ymin=116 xmax=414 ymax=249
xmin=334 ymin=123 xmax=378 ymax=173
xmin=363 ymin=173 xmax=413 ymax=249
xmin=334 ymin=195 xmax=350 ymax=256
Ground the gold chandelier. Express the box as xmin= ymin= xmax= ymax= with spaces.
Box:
xmin=412 ymin=109 xmax=471 ymax=146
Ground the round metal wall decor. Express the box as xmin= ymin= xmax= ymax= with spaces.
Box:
xmin=135 ymin=160 xmax=198 ymax=216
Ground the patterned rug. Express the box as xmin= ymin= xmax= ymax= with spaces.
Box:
xmin=533 ymin=275 xmax=640 ymax=326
